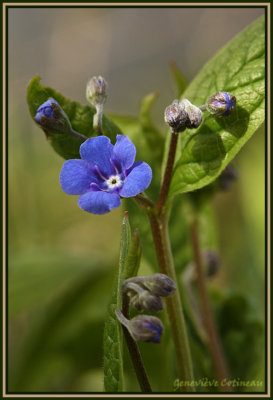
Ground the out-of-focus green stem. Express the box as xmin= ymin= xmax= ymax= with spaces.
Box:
xmin=190 ymin=218 xmax=231 ymax=392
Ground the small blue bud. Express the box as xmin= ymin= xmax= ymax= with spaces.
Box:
xmin=34 ymin=99 xmax=72 ymax=135
xmin=86 ymin=76 xmax=108 ymax=106
xmin=164 ymin=100 xmax=188 ymax=132
xmin=207 ymin=92 xmax=236 ymax=117
xmin=143 ymin=273 xmax=176 ymax=297
xmin=129 ymin=315 xmax=164 ymax=343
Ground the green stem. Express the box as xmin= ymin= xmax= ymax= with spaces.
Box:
xmin=147 ymin=211 xmax=195 ymax=390
xmin=190 ymin=218 xmax=231 ymax=392
xmin=121 ymin=294 xmax=152 ymax=393
xmin=135 ymin=129 xmax=194 ymax=390
xmin=93 ymin=104 xmax=104 ymax=135
xmin=69 ymin=129 xmax=88 ymax=141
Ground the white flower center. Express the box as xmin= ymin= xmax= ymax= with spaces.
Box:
xmin=106 ymin=175 xmax=123 ymax=190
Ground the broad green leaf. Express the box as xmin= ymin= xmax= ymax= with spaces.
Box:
xmin=103 ymin=213 xmax=142 ymax=392
xmin=169 ymin=16 xmax=265 ymax=199
xmin=169 ymin=60 xmax=189 ymax=98
xmin=27 ymin=76 xmax=122 ymax=159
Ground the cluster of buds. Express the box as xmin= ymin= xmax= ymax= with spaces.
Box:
xmin=116 ymin=273 xmax=176 ymax=343
xmin=164 ymin=91 xmax=236 ymax=133
xmin=123 ymin=273 xmax=176 ymax=313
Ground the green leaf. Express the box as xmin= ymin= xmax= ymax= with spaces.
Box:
xmin=169 ymin=60 xmax=189 ymax=98
xmin=169 ymin=16 xmax=265 ymax=199
xmin=27 ymin=76 xmax=122 ymax=159
xmin=103 ymin=213 xmax=142 ymax=392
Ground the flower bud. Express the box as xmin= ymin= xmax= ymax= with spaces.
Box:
xmin=126 ymin=282 xmax=164 ymax=312
xmin=34 ymin=99 xmax=72 ymax=135
xmin=143 ymin=273 xmax=176 ymax=297
xmin=129 ymin=314 xmax=164 ymax=343
xmin=164 ymin=100 xmax=188 ymax=132
xmin=203 ymin=250 xmax=221 ymax=277
xmin=218 ymin=164 xmax=238 ymax=190
xmin=180 ymin=99 xmax=203 ymax=129
xmin=86 ymin=76 xmax=108 ymax=106
xmin=138 ymin=291 xmax=164 ymax=313
xmin=207 ymin=92 xmax=236 ymax=117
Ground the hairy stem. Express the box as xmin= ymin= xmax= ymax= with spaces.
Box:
xmin=121 ymin=294 xmax=152 ymax=393
xmin=190 ymin=218 xmax=231 ymax=392
xmin=93 ymin=104 xmax=104 ymax=135
xmin=157 ymin=129 xmax=184 ymax=213
xmin=147 ymin=212 xmax=195 ymax=390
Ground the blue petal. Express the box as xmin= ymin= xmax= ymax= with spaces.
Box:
xmin=119 ymin=161 xmax=152 ymax=198
xmin=113 ymin=135 xmax=136 ymax=170
xmin=60 ymin=159 xmax=97 ymax=195
xmin=80 ymin=136 xmax=115 ymax=177
xmin=77 ymin=191 xmax=121 ymax=214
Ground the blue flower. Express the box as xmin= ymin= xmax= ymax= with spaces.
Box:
xmin=60 ymin=135 xmax=152 ymax=214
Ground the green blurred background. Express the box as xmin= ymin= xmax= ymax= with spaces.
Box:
xmin=8 ymin=7 xmax=265 ymax=393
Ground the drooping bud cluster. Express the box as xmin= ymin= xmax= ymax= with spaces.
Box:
xmin=116 ymin=273 xmax=176 ymax=344
xmin=123 ymin=273 xmax=176 ymax=313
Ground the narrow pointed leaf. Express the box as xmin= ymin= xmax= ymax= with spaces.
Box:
xmin=103 ymin=212 xmax=142 ymax=392
xmin=169 ymin=60 xmax=189 ymax=98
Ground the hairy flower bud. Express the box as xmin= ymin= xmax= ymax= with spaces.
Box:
xmin=129 ymin=315 xmax=164 ymax=343
xmin=125 ymin=282 xmax=164 ymax=312
xmin=139 ymin=291 xmax=164 ymax=312
xmin=180 ymin=99 xmax=203 ymax=128
xmin=164 ymin=100 xmax=188 ymax=132
xmin=207 ymin=92 xmax=236 ymax=117
xmin=143 ymin=273 xmax=176 ymax=297
xmin=86 ymin=76 xmax=108 ymax=106
xmin=34 ymin=99 xmax=72 ymax=135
